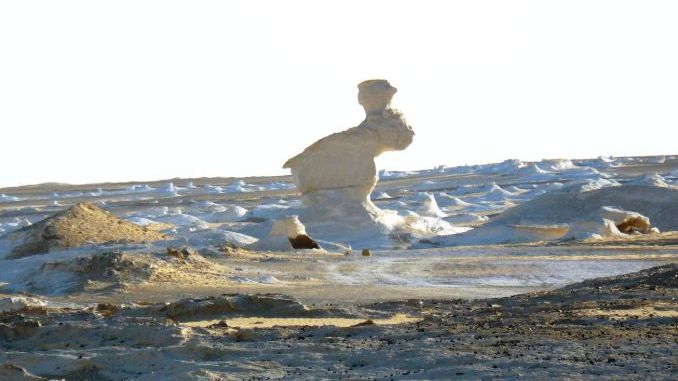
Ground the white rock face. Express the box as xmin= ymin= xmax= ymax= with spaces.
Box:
xmin=248 ymin=216 xmax=321 ymax=251
xmin=414 ymin=193 xmax=447 ymax=218
xmin=284 ymin=80 xmax=414 ymax=198
xmin=282 ymin=80 xmax=418 ymax=247
xmin=269 ymin=216 xmax=308 ymax=238
xmin=563 ymin=219 xmax=624 ymax=240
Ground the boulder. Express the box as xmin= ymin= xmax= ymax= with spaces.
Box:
xmin=248 ymin=216 xmax=321 ymax=251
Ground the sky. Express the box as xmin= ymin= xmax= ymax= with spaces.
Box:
xmin=1 ymin=1 xmax=677 ymax=187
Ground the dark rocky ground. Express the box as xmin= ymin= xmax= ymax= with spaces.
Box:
xmin=0 ymin=264 xmax=676 ymax=380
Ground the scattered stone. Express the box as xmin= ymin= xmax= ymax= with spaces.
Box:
xmin=96 ymin=303 xmax=118 ymax=317
xmin=207 ymin=320 xmax=230 ymax=329
xmin=166 ymin=246 xmax=196 ymax=261
xmin=351 ymin=319 xmax=376 ymax=327
xmin=362 ymin=249 xmax=371 ymax=257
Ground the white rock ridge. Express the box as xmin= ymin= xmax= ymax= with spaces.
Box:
xmin=282 ymin=80 xmax=417 ymax=247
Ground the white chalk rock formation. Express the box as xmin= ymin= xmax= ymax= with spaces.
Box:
xmin=414 ymin=193 xmax=447 ymax=218
xmin=282 ymin=80 xmax=418 ymax=247
xmin=563 ymin=219 xmax=624 ymax=240
xmin=563 ymin=206 xmax=656 ymax=240
xmin=284 ymin=80 xmax=413 ymax=198
xmin=437 ymin=185 xmax=675 ymax=245
xmin=248 ymin=216 xmax=321 ymax=251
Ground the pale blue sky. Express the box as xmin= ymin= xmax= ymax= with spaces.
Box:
xmin=1 ymin=1 xmax=677 ymax=187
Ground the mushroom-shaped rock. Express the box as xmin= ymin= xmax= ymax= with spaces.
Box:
xmin=282 ymin=80 xmax=417 ymax=247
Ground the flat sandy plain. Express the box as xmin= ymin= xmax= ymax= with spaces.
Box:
xmin=0 ymin=156 xmax=676 ymax=380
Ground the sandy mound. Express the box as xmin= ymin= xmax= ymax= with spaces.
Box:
xmin=442 ymin=185 xmax=678 ymax=245
xmin=1 ymin=203 xmax=166 ymax=258
xmin=18 ymin=250 xmax=232 ymax=295
xmin=22 ymin=251 xmax=156 ymax=294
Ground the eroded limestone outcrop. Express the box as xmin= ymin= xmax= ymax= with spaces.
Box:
xmin=282 ymin=80 xmax=418 ymax=247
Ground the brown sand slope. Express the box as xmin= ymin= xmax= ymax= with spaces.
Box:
xmin=2 ymin=203 xmax=166 ymax=258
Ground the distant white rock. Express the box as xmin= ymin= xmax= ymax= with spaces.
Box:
xmin=580 ymin=156 xmax=621 ymax=169
xmin=576 ymin=177 xmax=621 ymax=192
xmin=435 ymin=193 xmax=473 ymax=208
xmin=0 ymin=217 xmax=32 ymax=234
xmin=445 ymin=213 xmax=489 ymax=224
xmin=379 ymin=170 xmax=416 ymax=179
xmin=248 ymin=202 xmax=294 ymax=220
xmin=371 ymin=191 xmax=392 ymax=200
xmin=515 ymin=164 xmax=555 ymax=181
xmin=160 ymin=182 xmax=180 ymax=194
xmin=476 ymin=159 xmax=527 ymax=175
xmin=539 ymin=159 xmax=577 ymax=171
xmin=224 ymin=180 xmax=250 ymax=193
xmin=517 ymin=182 xmax=565 ymax=200
xmin=400 ymin=211 xmax=469 ymax=236
xmin=190 ymin=201 xmax=248 ymax=222
xmin=126 ymin=184 xmax=155 ymax=193
xmin=0 ymin=193 xmax=22 ymax=203
xmin=179 ymin=229 xmax=258 ymax=248
xmin=479 ymin=183 xmax=515 ymax=202
xmin=628 ymin=174 xmax=675 ymax=189
xmin=413 ymin=193 xmax=446 ymax=218
xmin=155 ymin=212 xmax=210 ymax=232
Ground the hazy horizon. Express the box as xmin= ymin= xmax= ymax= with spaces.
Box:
xmin=2 ymin=1 xmax=677 ymax=188
xmin=1 ymin=152 xmax=676 ymax=190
